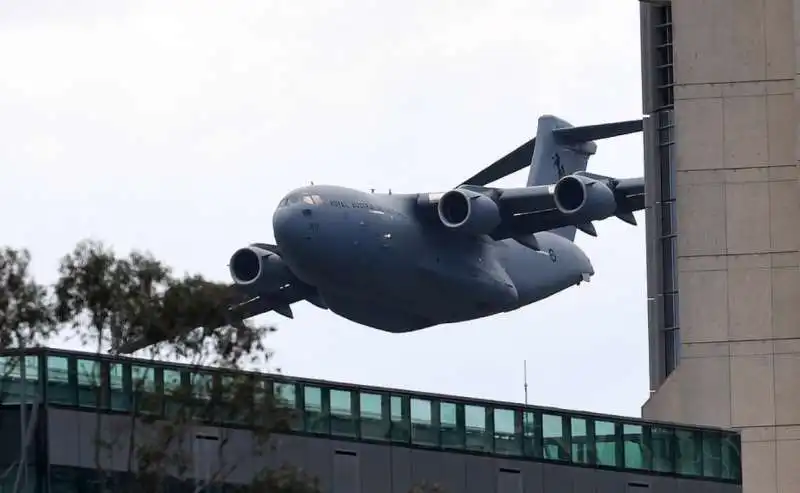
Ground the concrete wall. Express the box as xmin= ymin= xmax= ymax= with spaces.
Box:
xmin=43 ymin=408 xmax=738 ymax=493
xmin=640 ymin=1 xmax=800 ymax=492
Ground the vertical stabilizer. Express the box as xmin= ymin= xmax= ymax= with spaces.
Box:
xmin=527 ymin=115 xmax=597 ymax=241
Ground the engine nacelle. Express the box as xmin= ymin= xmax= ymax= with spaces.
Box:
xmin=229 ymin=246 xmax=293 ymax=293
xmin=437 ymin=188 xmax=501 ymax=235
xmin=553 ymin=174 xmax=617 ymax=221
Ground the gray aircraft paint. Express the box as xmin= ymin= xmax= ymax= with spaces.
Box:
xmin=112 ymin=115 xmax=646 ymax=354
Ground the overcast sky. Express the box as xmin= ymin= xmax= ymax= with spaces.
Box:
xmin=0 ymin=1 xmax=647 ymax=417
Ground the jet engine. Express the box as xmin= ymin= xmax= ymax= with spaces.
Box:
xmin=553 ymin=174 xmax=617 ymax=221
xmin=229 ymin=246 xmax=293 ymax=293
xmin=437 ymin=188 xmax=501 ymax=235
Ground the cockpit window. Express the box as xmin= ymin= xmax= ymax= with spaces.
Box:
xmin=279 ymin=193 xmax=322 ymax=208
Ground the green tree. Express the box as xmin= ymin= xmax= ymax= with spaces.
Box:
xmin=53 ymin=239 xmax=318 ymax=492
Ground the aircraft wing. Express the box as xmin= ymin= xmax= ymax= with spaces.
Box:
xmin=488 ymin=174 xmax=644 ymax=240
xmin=112 ymin=278 xmax=310 ymax=355
xmin=417 ymin=172 xmax=644 ymax=241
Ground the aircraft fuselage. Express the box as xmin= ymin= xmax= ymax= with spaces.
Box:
xmin=270 ymin=185 xmax=595 ymax=333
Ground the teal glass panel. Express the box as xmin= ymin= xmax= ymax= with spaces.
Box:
xmin=304 ymin=385 xmax=327 ymax=433
xmin=2 ymin=355 xmax=40 ymax=404
xmin=439 ymin=401 xmax=462 ymax=449
xmin=359 ymin=392 xmax=389 ymax=441
xmin=721 ymin=432 xmax=741 ymax=481
xmin=329 ymin=389 xmax=356 ymax=437
xmin=163 ymin=369 xmax=183 ymax=417
xmin=410 ymin=397 xmax=436 ymax=446
xmin=131 ymin=365 xmax=157 ymax=414
xmin=464 ymin=404 xmax=489 ymax=452
xmin=623 ymin=424 xmax=646 ymax=470
xmin=594 ymin=420 xmax=619 ymax=467
xmin=522 ymin=412 xmax=539 ymax=458
xmin=390 ymin=395 xmax=409 ymax=442
xmin=542 ymin=413 xmax=568 ymax=461
xmin=108 ymin=363 xmax=127 ymax=411
xmin=273 ymin=382 xmax=300 ymax=430
xmin=190 ymin=372 xmax=213 ymax=419
xmin=46 ymin=356 xmax=73 ymax=405
xmin=674 ymin=428 xmax=702 ymax=476
xmin=76 ymin=359 xmax=101 ymax=408
xmin=702 ymin=431 xmax=722 ymax=478
xmin=493 ymin=408 xmax=520 ymax=456
xmin=651 ymin=426 xmax=675 ymax=473
xmin=570 ymin=417 xmax=589 ymax=464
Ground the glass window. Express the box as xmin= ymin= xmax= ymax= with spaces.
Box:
xmin=390 ymin=395 xmax=410 ymax=442
xmin=329 ymin=389 xmax=356 ymax=437
xmin=665 ymin=327 xmax=681 ymax=375
xmin=47 ymin=356 xmax=73 ymax=405
xmin=570 ymin=417 xmax=589 ymax=464
xmin=651 ymin=426 xmax=675 ymax=473
xmin=594 ymin=420 xmax=618 ymax=467
xmin=77 ymin=359 xmax=101 ymax=408
xmin=522 ymin=412 xmax=539 ymax=458
xmin=131 ymin=365 xmax=157 ymax=414
xmin=660 ymin=201 xmax=676 ymax=236
xmin=675 ymin=428 xmax=702 ymax=476
xmin=542 ymin=414 xmax=568 ymax=461
xmin=359 ymin=392 xmax=389 ymax=441
xmin=663 ymin=292 xmax=679 ymax=330
xmin=661 ymin=236 xmax=677 ymax=293
xmin=721 ymin=432 xmax=741 ymax=481
xmin=108 ymin=363 xmax=127 ymax=411
xmin=623 ymin=424 xmax=646 ymax=469
xmin=190 ymin=373 xmax=213 ymax=419
xmin=440 ymin=401 xmax=462 ymax=449
xmin=410 ymin=398 xmax=436 ymax=446
xmin=702 ymin=431 xmax=722 ymax=478
xmin=304 ymin=385 xmax=327 ymax=434
xmin=274 ymin=381 xmax=297 ymax=408
xmin=163 ymin=369 xmax=183 ymax=417
xmin=494 ymin=408 xmax=520 ymax=456
xmin=464 ymin=404 xmax=489 ymax=452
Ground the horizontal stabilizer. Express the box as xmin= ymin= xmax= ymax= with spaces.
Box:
xmin=460 ymin=138 xmax=536 ymax=187
xmin=552 ymin=118 xmax=644 ymax=145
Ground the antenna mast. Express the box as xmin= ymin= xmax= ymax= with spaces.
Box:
xmin=523 ymin=360 xmax=529 ymax=405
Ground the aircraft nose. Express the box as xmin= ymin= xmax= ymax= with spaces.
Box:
xmin=272 ymin=207 xmax=296 ymax=248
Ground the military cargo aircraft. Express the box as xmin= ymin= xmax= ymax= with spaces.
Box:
xmin=116 ymin=114 xmax=645 ymax=353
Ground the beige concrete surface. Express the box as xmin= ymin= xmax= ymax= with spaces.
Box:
xmin=642 ymin=0 xmax=800 ymax=492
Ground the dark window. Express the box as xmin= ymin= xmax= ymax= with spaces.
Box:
xmin=661 ymin=236 xmax=677 ymax=293
xmin=660 ymin=201 xmax=677 ymax=236
xmin=659 ymin=145 xmax=675 ymax=200
xmin=665 ymin=328 xmax=682 ymax=375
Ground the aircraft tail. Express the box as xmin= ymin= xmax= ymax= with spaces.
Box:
xmin=527 ymin=115 xmax=643 ymax=241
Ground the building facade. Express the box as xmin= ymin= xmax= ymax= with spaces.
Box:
xmin=0 ymin=348 xmax=740 ymax=493
xmin=639 ymin=1 xmax=799 ymax=492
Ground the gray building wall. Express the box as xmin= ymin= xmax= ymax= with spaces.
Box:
xmin=44 ymin=408 xmax=740 ymax=493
